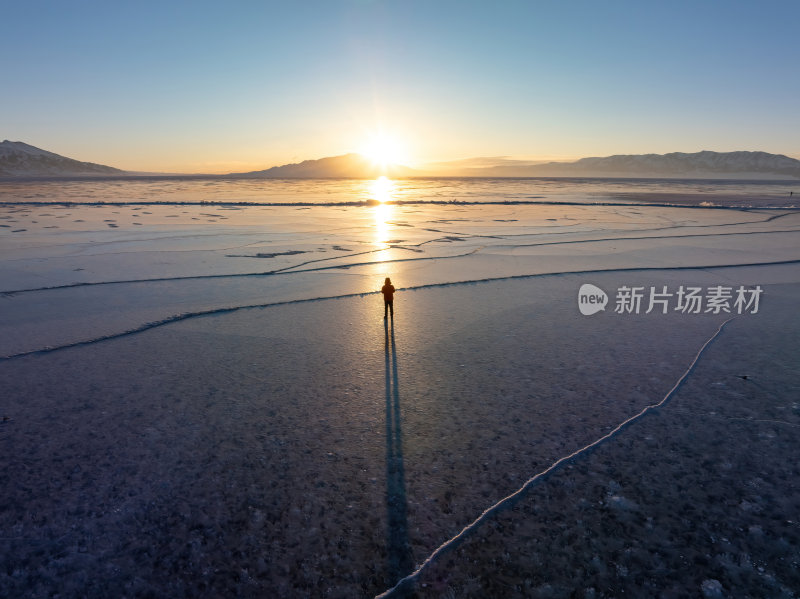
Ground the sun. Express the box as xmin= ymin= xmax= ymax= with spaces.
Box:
xmin=359 ymin=134 xmax=408 ymax=168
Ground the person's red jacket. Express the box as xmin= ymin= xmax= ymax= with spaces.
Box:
xmin=381 ymin=284 xmax=395 ymax=301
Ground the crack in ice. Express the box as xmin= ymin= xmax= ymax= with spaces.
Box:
xmin=0 ymin=262 xmax=789 ymax=360
xmin=374 ymin=317 xmax=736 ymax=598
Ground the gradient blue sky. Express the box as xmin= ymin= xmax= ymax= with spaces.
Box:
xmin=3 ymin=0 xmax=799 ymax=172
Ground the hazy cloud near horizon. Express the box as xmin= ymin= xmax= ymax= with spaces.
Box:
xmin=2 ymin=0 xmax=799 ymax=172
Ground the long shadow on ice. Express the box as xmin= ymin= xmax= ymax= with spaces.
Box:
xmin=384 ymin=320 xmax=413 ymax=584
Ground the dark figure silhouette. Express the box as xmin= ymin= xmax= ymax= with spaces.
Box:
xmin=382 ymin=277 xmax=395 ymax=320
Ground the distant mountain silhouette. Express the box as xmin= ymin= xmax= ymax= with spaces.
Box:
xmin=234 ymin=153 xmax=417 ymax=179
xmin=0 ymin=140 xmax=126 ymax=177
xmin=428 ymin=151 xmax=800 ymax=179
xmin=2 ymin=143 xmax=797 ymax=180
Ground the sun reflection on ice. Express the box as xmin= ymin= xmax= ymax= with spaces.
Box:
xmin=371 ymin=176 xmax=394 ymax=248
xmin=371 ymin=175 xmax=394 ymax=204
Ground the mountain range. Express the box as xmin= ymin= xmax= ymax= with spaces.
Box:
xmin=1 ymin=140 xmax=798 ymax=180
xmin=0 ymin=140 xmax=125 ymax=177
xmin=236 ymin=153 xmax=417 ymax=179
xmin=434 ymin=151 xmax=800 ymax=179
xmin=232 ymin=150 xmax=800 ymax=179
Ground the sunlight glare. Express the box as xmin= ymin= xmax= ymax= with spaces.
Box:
xmin=370 ymin=175 xmax=394 ymax=204
xmin=360 ymin=134 xmax=408 ymax=167
xmin=371 ymin=176 xmax=394 ymax=247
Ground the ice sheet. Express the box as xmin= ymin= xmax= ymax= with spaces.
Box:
xmin=1 ymin=199 xmax=799 ymax=597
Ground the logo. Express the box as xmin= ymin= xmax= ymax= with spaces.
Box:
xmin=578 ymin=283 xmax=608 ymax=315
xmin=577 ymin=282 xmax=763 ymax=316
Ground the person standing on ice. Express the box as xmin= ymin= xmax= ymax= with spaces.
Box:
xmin=381 ymin=277 xmax=396 ymax=320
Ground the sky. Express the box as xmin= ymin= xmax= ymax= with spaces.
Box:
xmin=3 ymin=0 xmax=799 ymax=173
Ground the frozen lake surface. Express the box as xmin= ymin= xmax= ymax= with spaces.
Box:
xmin=1 ymin=179 xmax=799 ymax=597
xmin=1 ymin=175 xmax=798 ymax=207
